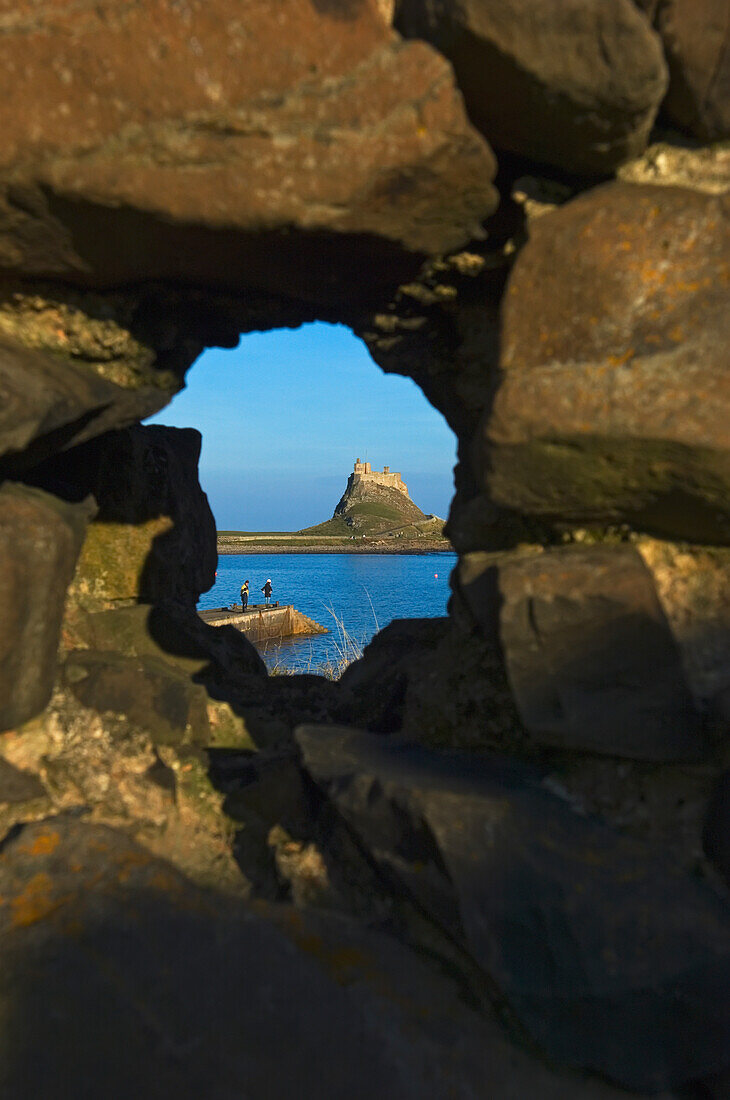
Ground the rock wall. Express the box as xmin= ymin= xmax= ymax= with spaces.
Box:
xmin=0 ymin=1 xmax=728 ymax=1095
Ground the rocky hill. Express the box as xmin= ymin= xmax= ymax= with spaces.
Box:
xmin=300 ymin=459 xmax=441 ymax=537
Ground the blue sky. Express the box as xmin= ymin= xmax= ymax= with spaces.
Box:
xmin=145 ymin=322 xmax=457 ymax=530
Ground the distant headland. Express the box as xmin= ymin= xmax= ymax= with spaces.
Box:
xmin=217 ymin=458 xmax=452 ymax=554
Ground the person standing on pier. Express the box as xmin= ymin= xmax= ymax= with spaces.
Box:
xmin=240 ymin=579 xmax=249 ymax=611
xmin=262 ymin=578 xmax=273 ymax=605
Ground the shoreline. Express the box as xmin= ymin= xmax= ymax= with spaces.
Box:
xmin=217 ymin=539 xmax=453 ymax=555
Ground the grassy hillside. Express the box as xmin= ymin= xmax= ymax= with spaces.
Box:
xmin=220 ymin=472 xmax=447 ymax=544
xmin=299 ymin=513 xmax=445 ymax=540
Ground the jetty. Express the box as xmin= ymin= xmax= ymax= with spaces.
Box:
xmin=199 ymin=602 xmax=328 ymax=645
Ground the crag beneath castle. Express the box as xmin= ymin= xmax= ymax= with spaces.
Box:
xmin=325 ymin=458 xmax=429 ymax=535
xmin=0 ymin=1 xmax=728 ymax=1096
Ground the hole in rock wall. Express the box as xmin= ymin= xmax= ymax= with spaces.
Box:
xmin=145 ymin=321 xmax=458 ymax=675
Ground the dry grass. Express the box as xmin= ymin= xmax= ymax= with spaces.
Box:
xmin=266 ymin=603 xmax=370 ymax=680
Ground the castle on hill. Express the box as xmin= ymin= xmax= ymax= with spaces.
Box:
xmin=351 ymin=457 xmax=408 ymax=495
xmin=296 ymin=456 xmax=438 ymax=535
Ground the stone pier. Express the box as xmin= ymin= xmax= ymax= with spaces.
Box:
xmin=199 ymin=604 xmax=328 ymax=645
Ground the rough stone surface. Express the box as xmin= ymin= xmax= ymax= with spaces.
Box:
xmin=0 ymin=757 xmax=51 ymax=838
xmin=638 ymin=0 xmax=730 ymax=140
xmin=359 ymin=237 xmax=513 ymax=441
xmin=339 ymin=614 xmax=526 ymax=752
xmin=542 ymin=753 xmax=719 ymax=877
xmin=636 ymin=537 xmax=730 ymax=706
xmin=457 ymin=545 xmax=703 ymax=760
xmin=0 ymin=816 xmax=631 ymax=1100
xmin=297 ymin=724 xmax=730 ymax=1092
xmin=63 ymin=601 xmax=266 ymax=684
xmin=395 ymin=0 xmax=668 ymax=174
xmin=2 ymin=666 xmax=249 ymax=897
xmin=0 ymin=326 xmax=188 ymax=476
xmin=0 ymin=482 xmax=91 ymax=732
xmin=62 ymin=650 xmax=212 ymax=749
xmin=482 ymin=182 xmax=730 ymax=543
xmin=0 ymin=0 xmax=497 ymax=303
xmin=45 ymin=424 xmax=218 ymax=613
xmin=618 ymin=135 xmax=730 ymax=193
xmin=338 ymin=617 xmax=450 ymax=732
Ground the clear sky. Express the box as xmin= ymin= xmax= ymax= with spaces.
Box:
xmin=145 ymin=322 xmax=457 ymax=531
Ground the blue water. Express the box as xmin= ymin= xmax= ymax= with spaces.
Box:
xmin=199 ymin=553 xmax=457 ymax=672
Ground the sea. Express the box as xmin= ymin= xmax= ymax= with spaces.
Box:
xmin=198 ymin=552 xmax=457 ymax=673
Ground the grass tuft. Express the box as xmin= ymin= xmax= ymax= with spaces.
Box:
xmin=266 ymin=604 xmax=368 ymax=679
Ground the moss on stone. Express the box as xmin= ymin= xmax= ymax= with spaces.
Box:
xmin=487 ymin=435 xmax=730 ymax=545
xmin=205 ymin=699 xmax=256 ymax=751
xmin=67 ymin=518 xmax=174 ymax=613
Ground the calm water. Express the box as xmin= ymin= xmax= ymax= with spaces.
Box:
xmin=199 ymin=553 xmax=457 ymax=672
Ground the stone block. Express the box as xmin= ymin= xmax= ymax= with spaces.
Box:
xmin=59 ymin=425 xmax=216 ymax=612
xmin=0 ymin=816 xmax=629 ymax=1099
xmin=0 ymin=482 xmax=90 ymax=732
xmin=638 ymin=0 xmax=730 ymax=140
xmin=395 ymin=0 xmax=667 ymax=174
xmin=62 ymin=650 xmax=211 ymax=749
xmin=0 ymin=0 xmax=497 ymax=301
xmin=70 ymin=602 xmax=266 ymax=683
xmin=636 ymin=537 xmax=730 ymax=706
xmin=482 ymin=182 xmax=730 ymax=543
xmin=458 ymin=545 xmax=703 ymax=760
xmin=0 ymin=300 xmax=193 ymax=475
xmin=297 ymin=724 xmax=730 ymax=1092
xmin=338 ymin=617 xmax=450 ymax=733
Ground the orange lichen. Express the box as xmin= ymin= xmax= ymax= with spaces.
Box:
xmin=149 ymin=870 xmax=182 ymax=893
xmin=114 ymin=849 xmax=153 ymax=883
xmin=607 ymin=348 xmax=635 ymax=367
xmin=11 ymin=873 xmax=61 ymax=927
xmin=24 ymin=830 xmax=60 ymax=857
xmin=289 ymin=929 xmax=371 ymax=985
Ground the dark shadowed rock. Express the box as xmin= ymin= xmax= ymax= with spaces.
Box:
xmin=700 ymin=1067 xmax=730 ymax=1099
xmin=704 ymin=770 xmax=730 ymax=888
xmin=0 ymin=334 xmax=187 ymax=474
xmin=0 ymin=482 xmax=91 ymax=732
xmin=297 ymin=724 xmax=730 ymax=1091
xmin=68 ymin=602 xmax=266 ymax=683
xmin=338 ymin=617 xmax=450 ymax=732
xmin=62 ymin=650 xmax=211 ymax=749
xmin=0 ymin=2 xmax=726 ymax=1089
xmin=0 ymin=757 xmax=49 ymax=836
xmin=42 ymin=424 xmax=218 ymax=613
xmin=0 ymin=817 xmax=628 ymax=1100
xmin=0 ymin=758 xmax=45 ymax=804
xmin=338 ymin=615 xmax=526 ymax=753
xmin=457 ymin=545 xmax=704 ymax=760
xmin=637 ymin=0 xmax=730 ymax=140
xmin=395 ymin=0 xmax=667 ymax=174
xmin=482 ymin=182 xmax=730 ymax=542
